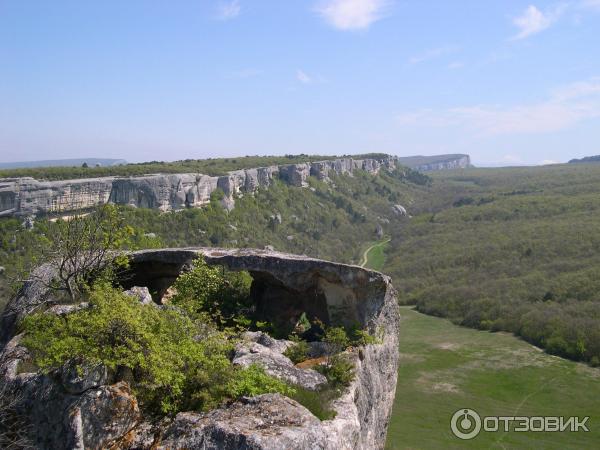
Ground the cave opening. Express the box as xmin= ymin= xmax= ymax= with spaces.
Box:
xmin=120 ymin=258 xmax=332 ymax=338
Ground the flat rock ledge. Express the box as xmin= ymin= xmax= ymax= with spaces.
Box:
xmin=0 ymin=248 xmax=400 ymax=450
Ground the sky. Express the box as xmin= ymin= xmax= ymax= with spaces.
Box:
xmin=1 ymin=0 xmax=600 ymax=167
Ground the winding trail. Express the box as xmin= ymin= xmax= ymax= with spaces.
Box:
xmin=360 ymin=238 xmax=391 ymax=268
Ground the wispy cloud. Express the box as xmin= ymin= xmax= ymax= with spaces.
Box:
xmin=315 ymin=0 xmax=391 ymax=31
xmin=408 ymin=46 xmax=457 ymax=65
xmin=511 ymin=4 xmax=566 ymax=40
xmin=216 ymin=0 xmax=241 ymax=20
xmin=395 ymin=78 xmax=600 ymax=136
xmin=296 ymin=70 xmax=312 ymax=84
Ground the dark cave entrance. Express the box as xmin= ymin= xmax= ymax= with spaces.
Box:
xmin=120 ymin=258 xmax=332 ymax=337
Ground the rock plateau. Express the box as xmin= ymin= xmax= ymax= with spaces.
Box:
xmin=0 ymin=248 xmax=400 ymax=450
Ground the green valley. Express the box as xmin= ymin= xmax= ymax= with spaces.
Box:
xmin=385 ymin=307 xmax=600 ymax=449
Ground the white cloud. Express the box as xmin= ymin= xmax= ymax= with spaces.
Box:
xmin=541 ymin=159 xmax=559 ymax=164
xmin=395 ymin=78 xmax=600 ymax=136
xmin=408 ymin=46 xmax=457 ymax=65
xmin=315 ymin=0 xmax=390 ymax=30
xmin=511 ymin=4 xmax=565 ymax=40
xmin=216 ymin=0 xmax=241 ymax=20
xmin=296 ymin=70 xmax=312 ymax=84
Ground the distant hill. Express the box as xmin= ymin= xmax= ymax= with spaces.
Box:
xmin=568 ymin=155 xmax=600 ymax=164
xmin=0 ymin=158 xmax=127 ymax=170
xmin=396 ymin=154 xmax=471 ymax=171
xmin=0 ymin=153 xmax=470 ymax=181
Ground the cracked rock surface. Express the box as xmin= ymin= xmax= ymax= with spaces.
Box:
xmin=0 ymin=248 xmax=400 ymax=449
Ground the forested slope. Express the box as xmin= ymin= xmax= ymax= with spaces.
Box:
xmin=0 ymin=167 xmax=426 ymax=311
xmin=385 ymin=164 xmax=600 ymax=365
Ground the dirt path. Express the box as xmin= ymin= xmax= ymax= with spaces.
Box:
xmin=360 ymin=238 xmax=391 ymax=268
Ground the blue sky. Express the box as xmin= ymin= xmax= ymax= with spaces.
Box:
xmin=1 ymin=0 xmax=599 ymax=166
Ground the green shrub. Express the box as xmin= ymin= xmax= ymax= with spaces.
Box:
xmin=323 ymin=326 xmax=350 ymax=355
xmin=227 ymin=364 xmax=295 ymax=398
xmin=170 ymin=257 xmax=252 ymax=328
xmin=283 ymin=335 xmax=310 ymax=364
xmin=347 ymin=324 xmax=379 ymax=346
xmin=20 ymin=282 xmax=287 ymax=416
xmin=317 ymin=354 xmax=355 ymax=389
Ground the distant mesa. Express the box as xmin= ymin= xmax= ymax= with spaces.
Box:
xmin=568 ymin=155 xmax=600 ymax=164
xmin=0 ymin=153 xmax=471 ymax=218
xmin=396 ymin=154 xmax=471 ymax=171
xmin=0 ymin=158 xmax=127 ymax=170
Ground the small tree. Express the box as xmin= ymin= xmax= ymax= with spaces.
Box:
xmin=38 ymin=205 xmax=134 ymax=299
xmin=323 ymin=326 xmax=350 ymax=356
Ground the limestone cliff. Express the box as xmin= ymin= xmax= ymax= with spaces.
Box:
xmin=0 ymin=248 xmax=400 ymax=450
xmin=398 ymin=154 xmax=471 ymax=171
xmin=0 ymin=156 xmax=398 ymax=217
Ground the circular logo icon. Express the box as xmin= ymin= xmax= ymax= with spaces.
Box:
xmin=451 ymin=408 xmax=482 ymax=440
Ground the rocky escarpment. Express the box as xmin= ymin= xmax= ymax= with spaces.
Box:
xmin=398 ymin=154 xmax=471 ymax=171
xmin=0 ymin=248 xmax=400 ymax=450
xmin=0 ymin=156 xmax=399 ymax=217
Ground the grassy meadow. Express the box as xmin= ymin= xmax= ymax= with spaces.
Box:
xmin=385 ymin=307 xmax=600 ymax=449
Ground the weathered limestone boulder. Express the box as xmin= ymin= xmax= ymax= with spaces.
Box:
xmin=233 ymin=332 xmax=327 ymax=390
xmin=67 ymin=381 xmax=141 ymax=449
xmin=46 ymin=302 xmax=90 ymax=316
xmin=391 ymin=204 xmax=408 ymax=217
xmin=0 ymin=248 xmax=399 ymax=449
xmin=124 ymin=286 xmax=154 ymax=305
xmin=61 ymin=360 xmax=109 ymax=394
xmin=157 ymin=394 xmax=329 ymax=449
xmin=0 ymin=335 xmax=138 ymax=449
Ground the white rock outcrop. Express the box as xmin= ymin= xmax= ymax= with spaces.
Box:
xmin=0 ymin=248 xmax=400 ymax=450
xmin=0 ymin=156 xmax=398 ymax=217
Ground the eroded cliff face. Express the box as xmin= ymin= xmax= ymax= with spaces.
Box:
xmin=411 ymin=155 xmax=471 ymax=171
xmin=0 ymin=248 xmax=400 ymax=450
xmin=0 ymin=156 xmax=398 ymax=217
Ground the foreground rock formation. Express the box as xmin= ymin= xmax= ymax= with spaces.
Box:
xmin=0 ymin=248 xmax=400 ymax=450
xmin=0 ymin=156 xmax=399 ymax=217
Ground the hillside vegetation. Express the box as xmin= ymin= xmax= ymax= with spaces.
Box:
xmin=386 ymin=164 xmax=600 ymax=366
xmin=0 ymin=166 xmax=424 ymax=311
xmin=6 ymin=158 xmax=600 ymax=368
